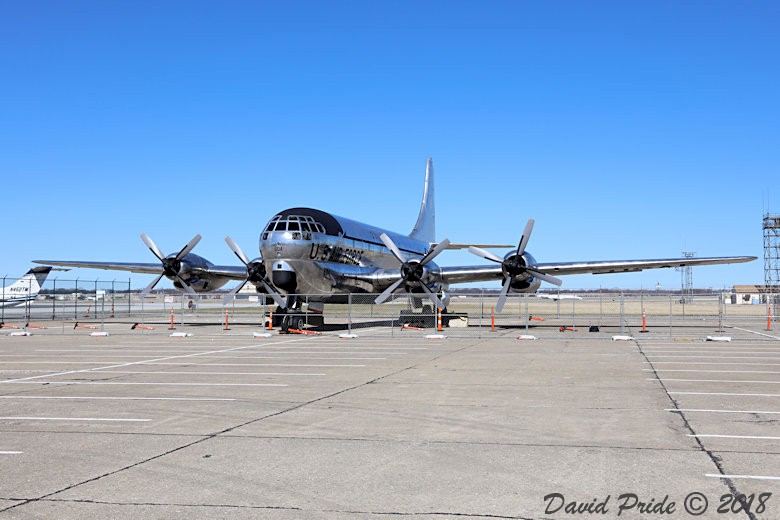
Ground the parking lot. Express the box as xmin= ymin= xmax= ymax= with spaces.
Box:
xmin=0 ymin=320 xmax=778 ymax=519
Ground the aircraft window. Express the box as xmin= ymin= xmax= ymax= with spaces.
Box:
xmin=288 ymin=222 xmax=300 ymax=231
xmin=274 ymin=221 xmax=286 ymax=231
xmin=301 ymin=222 xmax=311 ymax=232
xmin=289 ymin=216 xmax=298 ymax=221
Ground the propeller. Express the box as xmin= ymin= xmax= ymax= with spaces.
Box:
xmin=375 ymin=233 xmax=450 ymax=310
xmin=139 ymin=233 xmax=201 ymax=296
xmin=468 ymin=218 xmax=563 ymax=313
xmin=223 ymin=236 xmax=286 ymax=308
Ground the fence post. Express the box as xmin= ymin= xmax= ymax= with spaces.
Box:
xmin=74 ymin=277 xmax=79 ymax=320
xmin=51 ymin=278 xmax=56 ymax=320
xmin=619 ymin=291 xmax=624 ymax=334
xmin=669 ymin=295 xmax=673 ymax=338
xmin=525 ymin=293 xmax=529 ymax=333
xmin=1 ymin=275 xmax=5 ymax=324
xmin=599 ymin=289 xmax=603 ymax=328
xmin=348 ymin=293 xmax=352 ymax=335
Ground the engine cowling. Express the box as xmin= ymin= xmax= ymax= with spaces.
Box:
xmin=502 ymin=251 xmax=542 ymax=293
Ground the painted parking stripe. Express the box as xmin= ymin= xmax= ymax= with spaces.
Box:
xmin=643 ymin=349 xmax=780 ymax=357
xmin=650 ymin=379 xmax=780 ymax=384
xmin=645 ymin=369 xmax=780 ymax=374
xmin=691 ymin=434 xmax=780 ymax=440
xmin=667 ymin=408 xmax=780 ymax=414
xmin=0 ymin=416 xmax=150 ymax=422
xmin=706 ymin=474 xmax=780 ymax=481
xmin=0 ymin=396 xmax=235 ymax=401
xmin=184 ymin=363 xmax=364 ymax=367
xmin=730 ymin=327 xmax=780 ymax=340
xmin=649 ymin=362 xmax=780 ymax=366
xmin=644 ymin=356 xmax=780 ymax=360
xmin=0 ymin=451 xmax=22 ymax=455
xmin=0 ymin=337 xmax=312 ymax=385
xmin=671 ymin=392 xmax=780 ymax=398
xmin=3 ymin=381 xmax=288 ymax=387
xmin=96 ymin=370 xmax=326 ymax=376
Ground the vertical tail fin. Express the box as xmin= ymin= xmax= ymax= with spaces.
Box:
xmin=3 ymin=267 xmax=52 ymax=299
xmin=409 ymin=158 xmax=435 ymax=243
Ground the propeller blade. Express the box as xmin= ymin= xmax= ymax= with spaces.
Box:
xmin=225 ymin=236 xmax=250 ymax=266
xmin=261 ymin=281 xmax=287 ymax=309
xmin=140 ymin=272 xmax=165 ymax=297
xmin=379 ymin=233 xmax=407 ymax=265
xmin=468 ymin=246 xmax=504 ymax=264
xmin=527 ymin=267 xmax=563 ymax=287
xmin=175 ymin=234 xmax=202 ymax=261
xmin=140 ymin=233 xmax=165 ymax=261
xmin=174 ymin=274 xmax=197 ymax=295
xmin=516 ymin=218 xmax=534 ymax=256
xmin=420 ymin=239 xmax=451 ymax=266
xmin=375 ymin=278 xmax=405 ymax=305
xmin=223 ymin=279 xmax=248 ymax=306
xmin=419 ymin=283 xmax=445 ymax=310
xmin=495 ymin=277 xmax=512 ymax=313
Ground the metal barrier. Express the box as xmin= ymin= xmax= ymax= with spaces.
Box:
xmin=0 ymin=275 xmax=776 ymax=337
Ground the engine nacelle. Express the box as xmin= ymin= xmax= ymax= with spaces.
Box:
xmin=502 ymin=251 xmax=542 ymax=293
xmin=170 ymin=253 xmax=230 ymax=293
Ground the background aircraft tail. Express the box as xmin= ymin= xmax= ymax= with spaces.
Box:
xmin=409 ymin=157 xmax=436 ymax=243
xmin=2 ymin=266 xmax=53 ymax=301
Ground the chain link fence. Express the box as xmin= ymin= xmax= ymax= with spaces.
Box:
xmin=0 ymin=275 xmax=776 ymax=337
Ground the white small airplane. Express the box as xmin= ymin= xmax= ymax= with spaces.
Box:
xmin=0 ymin=267 xmax=54 ymax=307
xmin=535 ymin=293 xmax=583 ymax=301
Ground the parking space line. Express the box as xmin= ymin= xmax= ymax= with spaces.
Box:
xmin=730 ymin=327 xmax=780 ymax=340
xmin=0 ymin=451 xmax=22 ymax=455
xmin=643 ymin=350 xmax=780 ymax=355
xmin=650 ymin=379 xmax=780 ymax=384
xmin=96 ymin=370 xmax=326 ymax=376
xmin=3 ymin=382 xmax=288 ymax=387
xmin=0 ymin=337 xmax=313 ymax=385
xmin=645 ymin=369 xmax=780 ymax=374
xmin=187 ymin=363 xmax=365 ymax=367
xmin=0 ymin=396 xmax=235 ymax=401
xmin=706 ymin=474 xmax=780 ymax=481
xmin=667 ymin=408 xmax=780 ymax=414
xmin=649 ymin=362 xmax=780 ymax=366
xmin=671 ymin=392 xmax=780 ymax=398
xmin=0 ymin=416 xmax=150 ymax=422
xmin=645 ymin=356 xmax=780 ymax=360
xmin=691 ymin=434 xmax=780 ymax=440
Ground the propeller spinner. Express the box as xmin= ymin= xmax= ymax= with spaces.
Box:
xmin=223 ymin=236 xmax=286 ymax=308
xmin=375 ymin=233 xmax=450 ymax=310
xmin=139 ymin=233 xmax=202 ymax=296
xmin=468 ymin=218 xmax=562 ymax=313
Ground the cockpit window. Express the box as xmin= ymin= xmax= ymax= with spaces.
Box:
xmin=262 ymin=214 xmax=327 ymax=240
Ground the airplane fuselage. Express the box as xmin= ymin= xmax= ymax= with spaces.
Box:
xmin=258 ymin=208 xmax=437 ymax=300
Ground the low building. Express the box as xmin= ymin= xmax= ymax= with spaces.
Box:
xmin=729 ymin=285 xmax=779 ymax=305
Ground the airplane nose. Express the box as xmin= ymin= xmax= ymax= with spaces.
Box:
xmin=272 ymin=261 xmax=296 ymax=293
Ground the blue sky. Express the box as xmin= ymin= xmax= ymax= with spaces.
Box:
xmin=1 ymin=1 xmax=777 ymax=291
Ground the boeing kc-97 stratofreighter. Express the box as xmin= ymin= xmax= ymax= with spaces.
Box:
xmin=34 ymin=159 xmax=755 ymax=329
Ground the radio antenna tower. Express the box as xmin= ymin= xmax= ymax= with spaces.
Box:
xmin=764 ymin=214 xmax=780 ymax=306
xmin=679 ymin=251 xmax=695 ymax=303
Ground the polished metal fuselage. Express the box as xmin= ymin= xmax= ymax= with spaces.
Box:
xmin=259 ymin=211 xmax=437 ymax=300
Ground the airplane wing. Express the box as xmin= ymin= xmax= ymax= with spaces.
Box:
xmin=438 ymin=256 xmax=756 ymax=285
xmin=32 ymin=260 xmax=247 ymax=280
